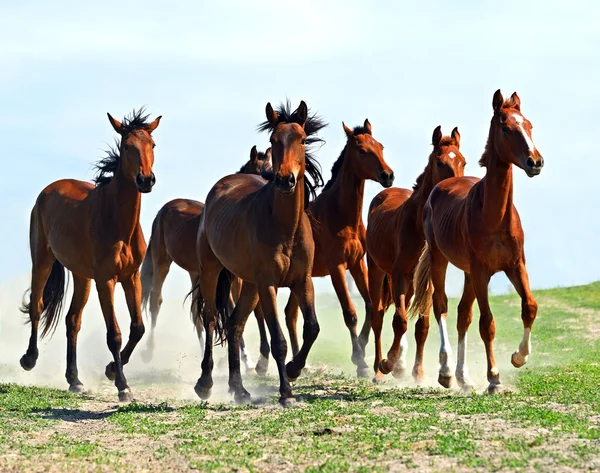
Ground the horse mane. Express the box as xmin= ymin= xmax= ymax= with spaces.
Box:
xmin=323 ymin=125 xmax=372 ymax=191
xmin=93 ymin=108 xmax=153 ymax=187
xmin=413 ymin=136 xmax=456 ymax=192
xmin=257 ymin=100 xmax=327 ymax=205
xmin=479 ymin=97 xmax=518 ymax=168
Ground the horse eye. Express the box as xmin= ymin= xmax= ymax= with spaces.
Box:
xmin=502 ymin=126 xmax=510 ymax=133
xmin=152 ymin=144 xmax=156 ymax=149
xmin=436 ymin=160 xmax=443 ymax=167
xmin=300 ymin=139 xmax=306 ymax=145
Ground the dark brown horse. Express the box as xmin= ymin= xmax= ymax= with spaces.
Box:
xmin=284 ymin=120 xmax=394 ymax=378
xmin=195 ymin=100 xmax=326 ymax=406
xmin=139 ymin=146 xmax=272 ymax=374
xmin=366 ymin=126 xmax=465 ymax=383
xmin=20 ymin=109 xmax=161 ymax=401
xmin=410 ymin=90 xmax=544 ymax=393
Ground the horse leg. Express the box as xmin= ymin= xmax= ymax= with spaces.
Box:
xmin=505 ymin=260 xmax=538 ymax=369
xmin=253 ymin=303 xmax=270 ymax=376
xmin=455 ymin=273 xmax=476 ymax=391
xmin=189 ymin=272 xmax=205 ymax=361
xmin=21 ymin=245 xmax=56 ymax=371
xmin=65 ymin=275 xmax=91 ymax=393
xmin=329 ymin=264 xmax=368 ymax=376
xmin=97 ymin=278 xmax=132 ymax=402
xmin=367 ymin=255 xmax=386 ymax=383
xmin=471 ymin=262 xmax=501 ymax=393
xmin=412 ymin=309 xmax=430 ymax=384
xmin=227 ymin=282 xmax=259 ymax=404
xmin=379 ymin=273 xmax=410 ymax=378
xmin=349 ymin=258 xmax=372 ymax=355
xmin=259 ymin=284 xmax=294 ymax=406
xmin=284 ymin=293 xmax=300 ymax=358
xmin=285 ymin=276 xmax=320 ymax=383
xmin=430 ymin=248 xmax=453 ymax=388
xmin=141 ymin=259 xmax=171 ymax=363
xmin=240 ymin=335 xmax=257 ymax=374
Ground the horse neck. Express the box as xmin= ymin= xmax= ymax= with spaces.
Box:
xmin=327 ymin=151 xmax=365 ymax=228
xmin=101 ymin=169 xmax=142 ymax=242
xmin=410 ymin=166 xmax=436 ymax=232
xmin=481 ymin=146 xmax=514 ymax=230
xmin=272 ymin=177 xmax=305 ymax=237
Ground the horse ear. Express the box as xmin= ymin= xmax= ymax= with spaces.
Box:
xmin=343 ymin=122 xmax=354 ymax=139
xmin=510 ymin=92 xmax=521 ymax=111
xmin=364 ymin=119 xmax=372 ymax=135
xmin=250 ymin=145 xmax=258 ymax=163
xmin=432 ymin=125 xmax=442 ymax=147
xmin=265 ymin=147 xmax=272 ymax=162
xmin=265 ymin=102 xmax=278 ymax=128
xmin=493 ymin=89 xmax=504 ymax=112
xmin=451 ymin=127 xmax=461 ymax=146
xmin=107 ymin=113 xmax=124 ymax=135
xmin=294 ymin=101 xmax=308 ymax=126
xmin=146 ymin=115 xmax=162 ymax=133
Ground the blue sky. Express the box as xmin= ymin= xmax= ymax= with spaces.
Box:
xmin=1 ymin=0 xmax=599 ymax=297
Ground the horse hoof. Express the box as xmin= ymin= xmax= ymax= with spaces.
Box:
xmin=392 ymin=366 xmax=406 ymax=379
xmin=255 ymin=356 xmax=269 ymax=377
xmin=194 ymin=383 xmax=212 ymax=400
xmin=118 ymin=389 xmax=134 ymax=403
xmin=285 ymin=362 xmax=302 ymax=382
xmin=357 ymin=367 xmax=371 ymax=379
xmin=511 ymin=352 xmax=527 ymax=368
xmin=280 ymin=396 xmax=296 ymax=408
xmin=378 ymin=360 xmax=392 ymax=375
xmin=140 ymin=349 xmax=153 ymax=364
xmin=105 ymin=362 xmax=116 ymax=381
xmin=438 ymin=374 xmax=453 ymax=389
xmin=69 ymin=383 xmax=86 ymax=394
xmin=487 ymin=383 xmax=504 ymax=395
xmin=234 ymin=390 xmax=252 ymax=405
xmin=372 ymin=372 xmax=386 ymax=384
xmin=20 ymin=354 xmax=37 ymax=371
xmin=412 ymin=368 xmax=424 ymax=385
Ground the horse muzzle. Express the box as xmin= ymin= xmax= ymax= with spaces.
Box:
xmin=378 ymin=170 xmax=395 ymax=188
xmin=523 ymin=156 xmax=543 ymax=178
xmin=136 ymin=172 xmax=156 ymax=193
xmin=274 ymin=172 xmax=297 ymax=194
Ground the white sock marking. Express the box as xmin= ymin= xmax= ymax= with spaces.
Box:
xmin=439 ymin=317 xmax=453 ymax=377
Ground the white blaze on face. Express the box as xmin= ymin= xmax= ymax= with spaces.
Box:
xmin=512 ymin=114 xmax=537 ymax=154
xmin=448 ymin=152 xmax=456 ymax=159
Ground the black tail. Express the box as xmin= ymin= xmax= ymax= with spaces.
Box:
xmin=140 ymin=238 xmax=154 ymax=318
xmin=20 ymin=260 xmax=68 ymax=339
xmin=215 ymin=269 xmax=234 ymax=345
xmin=187 ymin=275 xmax=204 ymax=328
xmin=381 ymin=274 xmax=393 ymax=313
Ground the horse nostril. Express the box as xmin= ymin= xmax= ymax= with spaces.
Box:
xmin=150 ymin=173 xmax=156 ymax=185
xmin=526 ymin=157 xmax=535 ymax=168
xmin=287 ymin=174 xmax=295 ymax=187
xmin=538 ymin=157 xmax=545 ymax=168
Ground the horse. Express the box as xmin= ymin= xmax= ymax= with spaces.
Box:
xmin=20 ymin=109 xmax=161 ymax=401
xmin=139 ymin=146 xmax=273 ymax=375
xmin=194 ymin=100 xmax=326 ymax=406
xmin=409 ymin=90 xmax=544 ymax=394
xmin=284 ymin=120 xmax=394 ymax=378
xmin=366 ymin=126 xmax=465 ymax=383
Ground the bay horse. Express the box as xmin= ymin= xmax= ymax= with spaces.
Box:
xmin=409 ymin=90 xmax=544 ymax=393
xmin=195 ymin=100 xmax=326 ymax=406
xmin=139 ymin=146 xmax=272 ymax=374
xmin=366 ymin=126 xmax=465 ymax=383
xmin=284 ymin=120 xmax=394 ymax=378
xmin=20 ymin=109 xmax=161 ymax=401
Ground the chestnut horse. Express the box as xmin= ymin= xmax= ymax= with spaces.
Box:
xmin=410 ymin=90 xmax=544 ymax=393
xmin=195 ymin=100 xmax=325 ymax=406
xmin=284 ymin=120 xmax=394 ymax=378
xmin=139 ymin=146 xmax=272 ymax=374
xmin=20 ymin=109 xmax=161 ymax=401
xmin=366 ymin=126 xmax=465 ymax=383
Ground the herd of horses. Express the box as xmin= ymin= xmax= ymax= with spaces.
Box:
xmin=18 ymin=90 xmax=544 ymax=406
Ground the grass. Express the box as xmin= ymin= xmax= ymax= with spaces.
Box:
xmin=0 ymin=282 xmax=599 ymax=472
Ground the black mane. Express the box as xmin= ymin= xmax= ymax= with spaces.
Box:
xmin=257 ymin=100 xmax=327 ymax=205
xmin=323 ymin=125 xmax=370 ymax=191
xmin=93 ymin=108 xmax=153 ymax=187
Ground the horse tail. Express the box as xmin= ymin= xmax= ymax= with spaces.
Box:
xmin=381 ymin=274 xmax=394 ymax=313
xmin=215 ymin=269 xmax=234 ymax=345
xmin=140 ymin=239 xmax=154 ymax=318
xmin=20 ymin=259 xmax=68 ymax=339
xmin=408 ymin=242 xmax=434 ymax=320
xmin=187 ymin=275 xmax=204 ymax=329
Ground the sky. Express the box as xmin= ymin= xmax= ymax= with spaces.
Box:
xmin=1 ymin=0 xmax=599 ymax=299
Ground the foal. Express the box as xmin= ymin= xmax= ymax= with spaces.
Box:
xmin=140 ymin=146 xmax=272 ymax=374
xmin=410 ymin=90 xmax=544 ymax=393
xmin=366 ymin=126 xmax=465 ymax=382
xmin=20 ymin=109 xmax=161 ymax=401
xmin=284 ymin=120 xmax=394 ymax=378
xmin=195 ymin=100 xmax=325 ymax=406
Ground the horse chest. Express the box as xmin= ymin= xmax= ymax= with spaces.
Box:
xmin=475 ymin=232 xmax=520 ymax=271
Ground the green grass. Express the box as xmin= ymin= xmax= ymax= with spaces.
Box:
xmin=1 ymin=282 xmax=599 ymax=472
